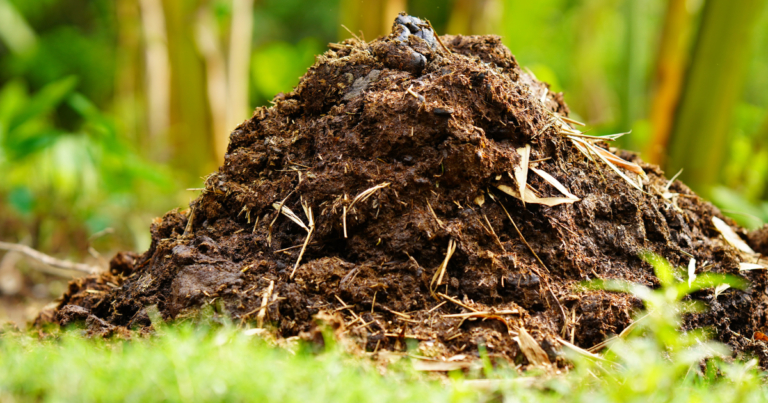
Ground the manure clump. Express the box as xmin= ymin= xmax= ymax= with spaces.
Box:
xmin=43 ymin=14 xmax=768 ymax=368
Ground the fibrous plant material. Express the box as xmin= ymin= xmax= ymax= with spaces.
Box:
xmin=42 ymin=14 xmax=768 ymax=368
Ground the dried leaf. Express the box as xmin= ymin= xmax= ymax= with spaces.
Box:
xmin=496 ymin=184 xmax=579 ymax=207
xmin=272 ymin=203 xmax=309 ymax=232
xmin=516 ymin=327 xmax=551 ymax=366
xmin=591 ymin=146 xmax=646 ymax=177
xmin=688 ymin=258 xmax=697 ymax=288
xmin=530 ymin=167 xmax=579 ymax=200
xmin=754 ymin=332 xmax=768 ymax=342
xmin=739 ymin=263 xmax=766 ymax=271
xmin=349 ymin=182 xmax=390 ymax=209
xmin=712 ymin=217 xmax=755 ymax=254
xmin=714 ymin=284 xmax=730 ymax=299
xmin=662 ymin=191 xmax=678 ymax=200
xmin=513 ymin=144 xmax=531 ymax=205
xmin=570 ymin=137 xmax=643 ymax=191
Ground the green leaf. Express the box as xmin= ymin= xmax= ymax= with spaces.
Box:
xmin=4 ymin=128 xmax=63 ymax=160
xmin=640 ymin=251 xmax=674 ymax=288
xmin=8 ymin=75 xmax=78 ymax=133
xmin=0 ymin=80 xmax=29 ymax=130
xmin=676 ymin=273 xmax=749 ymax=297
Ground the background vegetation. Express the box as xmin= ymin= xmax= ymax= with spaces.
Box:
xmin=0 ymin=0 xmax=767 ymax=322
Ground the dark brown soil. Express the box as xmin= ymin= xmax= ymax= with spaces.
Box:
xmin=41 ymin=14 xmax=768 ymax=367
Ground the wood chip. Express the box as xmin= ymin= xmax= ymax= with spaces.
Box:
xmin=474 ymin=193 xmax=485 ymax=207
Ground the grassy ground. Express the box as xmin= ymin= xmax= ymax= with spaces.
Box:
xmin=1 ymin=257 xmax=766 ymax=403
xmin=0 ymin=320 xmax=764 ymax=403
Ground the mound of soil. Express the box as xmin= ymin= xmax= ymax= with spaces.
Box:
xmin=42 ymin=15 xmax=768 ymax=366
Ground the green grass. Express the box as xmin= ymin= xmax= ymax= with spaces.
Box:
xmin=1 ymin=256 xmax=767 ymax=403
xmin=0 ymin=324 xmax=486 ymax=403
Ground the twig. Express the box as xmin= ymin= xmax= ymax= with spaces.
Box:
xmin=426 ymin=19 xmax=452 ymax=55
xmin=482 ymin=214 xmax=506 ymax=251
xmin=441 ymin=310 xmax=520 ymax=318
xmin=274 ymin=242 xmax=317 ymax=253
xmin=290 ymin=202 xmax=314 ymax=279
xmin=381 ymin=305 xmax=412 ymax=319
xmin=340 ymin=24 xmax=363 ymax=42
xmin=426 ymin=199 xmax=444 ymax=228
xmin=257 ymin=280 xmax=275 ymax=328
xmin=437 ymin=292 xmax=478 ymax=312
xmin=498 ymin=202 xmax=569 ymax=331
xmin=268 ymin=189 xmax=296 ymax=245
xmin=183 ymin=207 xmax=195 ymax=236
xmin=498 ymin=203 xmax=549 ymax=273
xmin=0 ymin=241 xmax=100 ymax=274
xmin=430 ymin=239 xmax=457 ymax=297
xmin=343 ymin=183 xmax=390 ymax=238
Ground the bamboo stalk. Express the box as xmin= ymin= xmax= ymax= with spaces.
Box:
xmin=667 ymin=0 xmax=765 ymax=196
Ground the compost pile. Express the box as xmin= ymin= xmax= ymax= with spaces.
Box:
xmin=43 ymin=15 xmax=768 ymax=366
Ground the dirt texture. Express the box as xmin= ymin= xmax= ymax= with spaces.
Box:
xmin=41 ymin=14 xmax=768 ymax=367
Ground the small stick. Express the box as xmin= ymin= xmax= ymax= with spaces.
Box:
xmin=560 ymin=116 xmax=586 ymax=127
xmin=183 ymin=207 xmax=195 ymax=236
xmin=343 ymin=205 xmax=348 ymax=238
xmin=498 ymin=203 xmax=549 ymax=274
xmin=257 ymin=280 xmax=274 ymax=328
xmin=340 ymin=24 xmax=362 ymax=42
xmin=371 ymin=291 xmax=377 ymax=314
xmin=274 ymin=242 xmax=317 ymax=253
xmin=441 ymin=310 xmax=519 ymax=318
xmin=437 ymin=292 xmax=478 ymax=313
xmin=426 ymin=19 xmax=452 ymax=55
xmin=406 ymin=85 xmax=424 ymax=102
xmin=498 ymin=202 xmax=569 ymax=330
xmin=241 ymin=297 xmax=284 ymax=319
xmin=290 ymin=203 xmax=314 ymax=279
xmin=426 ymin=199 xmax=444 ymax=228
xmin=427 ymin=301 xmax=447 ymax=313
xmin=482 ymin=214 xmax=506 ymax=251
xmin=344 ymin=183 xmax=390 ymax=238
xmin=335 ymin=295 xmax=362 ymax=321
xmin=252 ymin=215 xmax=260 ymax=233
xmin=430 ymin=239 xmax=457 ymax=297
xmin=268 ymin=189 xmax=296 ymax=245
xmin=0 ymin=241 xmax=99 ymax=274
xmin=381 ymin=306 xmax=412 ymax=319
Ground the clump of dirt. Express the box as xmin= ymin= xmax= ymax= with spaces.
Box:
xmin=41 ymin=14 xmax=768 ymax=366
